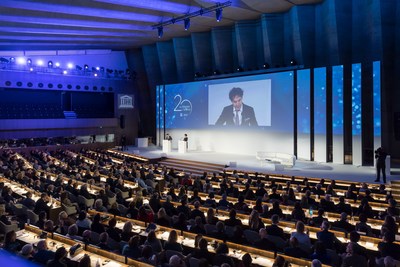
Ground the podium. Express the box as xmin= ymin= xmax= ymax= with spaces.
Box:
xmin=178 ymin=141 xmax=187 ymax=153
xmin=162 ymin=140 xmax=172 ymax=153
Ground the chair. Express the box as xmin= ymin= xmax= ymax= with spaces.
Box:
xmin=107 ymin=238 xmax=121 ymax=253
xmin=90 ymin=231 xmax=100 ymax=244
xmin=26 ymin=210 xmax=39 ymax=225
xmin=165 ymin=250 xmax=184 ymax=262
xmin=243 ymin=229 xmax=261 ymax=245
xmin=117 ymin=204 xmax=128 ymax=216
xmin=0 ymin=220 xmax=19 ymax=234
xmin=115 ymin=188 xmax=129 ymax=199
xmin=225 ymin=226 xmax=235 ymax=238
xmin=10 ymin=203 xmax=26 ymax=217
xmin=62 ymin=203 xmax=77 ymax=216
xmin=326 ymin=249 xmax=341 ymax=266
xmin=108 ymin=196 xmax=117 ymax=207
xmin=265 ymin=235 xmax=287 ymax=251
xmin=204 ymin=224 xmax=216 ymax=235
xmin=78 ymin=196 xmax=94 ymax=209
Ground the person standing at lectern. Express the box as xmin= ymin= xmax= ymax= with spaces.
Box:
xmin=183 ymin=134 xmax=188 ymax=149
xmin=375 ymin=147 xmax=388 ymax=183
xmin=215 ymin=87 xmax=258 ymax=126
xmin=121 ymin=135 xmax=126 ymax=151
xmin=165 ymin=134 xmax=172 ymax=141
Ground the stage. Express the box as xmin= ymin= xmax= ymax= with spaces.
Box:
xmin=122 ymin=145 xmax=400 ymax=184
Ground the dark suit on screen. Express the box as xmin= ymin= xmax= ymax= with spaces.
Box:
xmin=215 ymin=103 xmax=258 ymax=126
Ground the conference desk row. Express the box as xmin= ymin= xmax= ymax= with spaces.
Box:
xmin=17 ymin=224 xmax=152 ymax=267
xmin=86 ymin=209 xmax=329 ymax=267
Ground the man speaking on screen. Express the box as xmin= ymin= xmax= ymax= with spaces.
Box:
xmin=215 ymin=87 xmax=258 ymax=126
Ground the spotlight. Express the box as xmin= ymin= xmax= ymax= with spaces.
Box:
xmin=10 ymin=57 xmax=15 ymax=63
xmin=67 ymin=63 xmax=73 ymax=69
xmin=37 ymin=60 xmax=44 ymax=66
xmin=216 ymin=8 xmax=222 ymax=22
xmin=290 ymin=59 xmax=297 ymax=66
xmin=84 ymin=64 xmax=89 ymax=70
xmin=29 ymin=67 xmax=33 ymax=72
xmin=27 ymin=58 xmax=32 ymax=66
xmin=63 ymin=70 xmax=68 ymax=74
xmin=94 ymin=73 xmax=98 ymax=77
xmin=55 ymin=62 xmax=60 ymax=67
xmin=236 ymin=66 xmax=243 ymax=72
xmin=48 ymin=61 xmax=53 ymax=68
xmin=263 ymin=63 xmax=270 ymax=69
xmin=16 ymin=57 xmax=26 ymax=65
xmin=184 ymin=18 xmax=190 ymax=31
xmin=157 ymin=26 xmax=163 ymax=38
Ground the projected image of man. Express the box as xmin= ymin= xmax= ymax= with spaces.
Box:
xmin=215 ymin=87 xmax=258 ymax=126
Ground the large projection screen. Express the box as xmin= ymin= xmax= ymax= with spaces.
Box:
xmin=159 ymin=71 xmax=294 ymax=155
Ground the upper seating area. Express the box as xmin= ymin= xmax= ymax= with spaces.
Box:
xmin=0 ymin=102 xmax=64 ymax=119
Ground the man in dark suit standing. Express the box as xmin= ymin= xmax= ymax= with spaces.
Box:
xmin=375 ymin=147 xmax=387 ymax=183
xmin=215 ymin=87 xmax=258 ymax=126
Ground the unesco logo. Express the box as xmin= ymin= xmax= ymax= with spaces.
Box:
xmin=174 ymin=94 xmax=192 ymax=118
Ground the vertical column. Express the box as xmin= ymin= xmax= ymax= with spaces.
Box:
xmin=352 ymin=63 xmax=362 ymax=165
xmin=314 ymin=67 xmax=327 ymax=162
xmin=373 ymin=61 xmax=382 ymax=149
xmin=332 ymin=65 xmax=344 ymax=164
xmin=297 ymin=69 xmax=311 ymax=160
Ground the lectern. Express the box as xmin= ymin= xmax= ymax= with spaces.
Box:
xmin=162 ymin=140 xmax=172 ymax=153
xmin=178 ymin=141 xmax=187 ymax=153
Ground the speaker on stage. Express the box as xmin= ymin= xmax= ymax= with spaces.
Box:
xmin=120 ymin=115 xmax=125 ymax=129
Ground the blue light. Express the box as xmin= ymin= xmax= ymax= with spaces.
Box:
xmin=184 ymin=18 xmax=190 ymax=31
xmin=216 ymin=8 xmax=222 ymax=22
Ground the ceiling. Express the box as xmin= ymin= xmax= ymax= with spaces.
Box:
xmin=0 ymin=0 xmax=322 ymax=51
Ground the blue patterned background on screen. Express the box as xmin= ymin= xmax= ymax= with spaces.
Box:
xmin=314 ymin=67 xmax=326 ymax=135
xmin=297 ymin=69 xmax=311 ymax=134
xmin=332 ymin=65 xmax=344 ymax=135
xmin=352 ymin=64 xmax=361 ymax=135
xmin=373 ymin=61 xmax=381 ymax=136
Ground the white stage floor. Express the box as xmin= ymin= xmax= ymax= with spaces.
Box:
xmin=124 ymin=146 xmax=400 ymax=184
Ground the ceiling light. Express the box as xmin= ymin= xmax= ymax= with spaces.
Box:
xmin=184 ymin=18 xmax=190 ymax=31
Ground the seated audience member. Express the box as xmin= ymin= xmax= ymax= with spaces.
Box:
xmin=191 ymin=216 xmax=206 ymax=235
xmin=331 ymin=212 xmax=355 ymax=233
xmin=164 ymin=230 xmax=183 ymax=252
xmin=310 ymin=208 xmax=326 ymax=227
xmin=260 ymin=204 xmax=269 ymax=218
xmin=173 ymin=212 xmax=188 ymax=231
xmin=169 ymin=255 xmax=186 ymax=267
xmin=76 ymin=210 xmax=92 ymax=230
xmin=284 ymin=237 xmax=309 ymax=258
xmin=138 ymin=245 xmax=156 ymax=265
xmin=238 ymin=253 xmax=254 ymax=267
xmin=21 ymin=191 xmax=36 ymax=210
xmin=310 ymin=241 xmax=331 ymax=265
xmin=155 ymin=207 xmax=171 ymax=227
xmin=46 ymin=246 xmax=68 ymax=267
xmin=106 ymin=217 xmax=121 ymax=242
xmin=267 ymin=200 xmax=284 ymax=219
xmin=190 ymin=201 xmax=206 ymax=223
xmin=231 ymin=225 xmax=247 ymax=244
xmin=212 ymin=243 xmax=235 ymax=267
xmin=248 ymin=210 xmax=264 ymax=231
xmin=211 ymin=221 xmax=229 ymax=241
xmin=121 ymin=221 xmax=135 ymax=242
xmin=94 ymin=199 xmax=107 ymax=212
xmin=122 ymin=235 xmax=141 ymax=259
xmin=266 ymin=214 xmax=284 ymax=239
xmin=188 ymin=238 xmax=214 ymax=262
xmin=355 ymin=213 xmax=373 ymax=236
xmin=66 ymin=224 xmax=83 ymax=241
xmin=33 ymin=239 xmax=55 ymax=264
xmin=254 ymin=228 xmax=276 ymax=251
xmin=311 ymin=259 xmax=322 ymax=267
xmin=224 ymin=209 xmax=242 ymax=227
xmin=36 ymin=210 xmax=47 ymax=229
xmin=137 ymin=204 xmax=154 ymax=223
xmin=19 ymin=244 xmax=34 ymax=260
xmin=381 ymin=215 xmax=398 ymax=235
xmin=97 ymin=232 xmax=111 ymax=251
xmin=233 ymin=195 xmax=249 ymax=213
xmin=144 ymin=230 xmax=163 ymax=253
xmin=335 ymin=196 xmax=352 ymax=214
xmin=218 ymin=194 xmax=231 ymax=209
xmin=377 ymin=231 xmax=400 ymax=261
xmin=204 ymin=192 xmax=217 ymax=207
xmin=82 ymin=230 xmax=93 ymax=245
xmin=206 ymin=208 xmax=219 ymax=225
xmin=272 ymin=255 xmax=289 ymax=267
xmin=317 ymin=221 xmax=341 ymax=250
xmin=291 ymin=220 xmax=311 ymax=248
xmin=347 ymin=231 xmax=368 ymax=259
xmin=291 ymin=201 xmax=306 ymax=222
xmin=268 ymin=187 xmax=282 ymax=202
xmin=342 ymin=242 xmax=367 ymax=267
xmin=3 ymin=230 xmax=21 ymax=253
xmin=91 ymin=213 xmax=105 ymax=234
